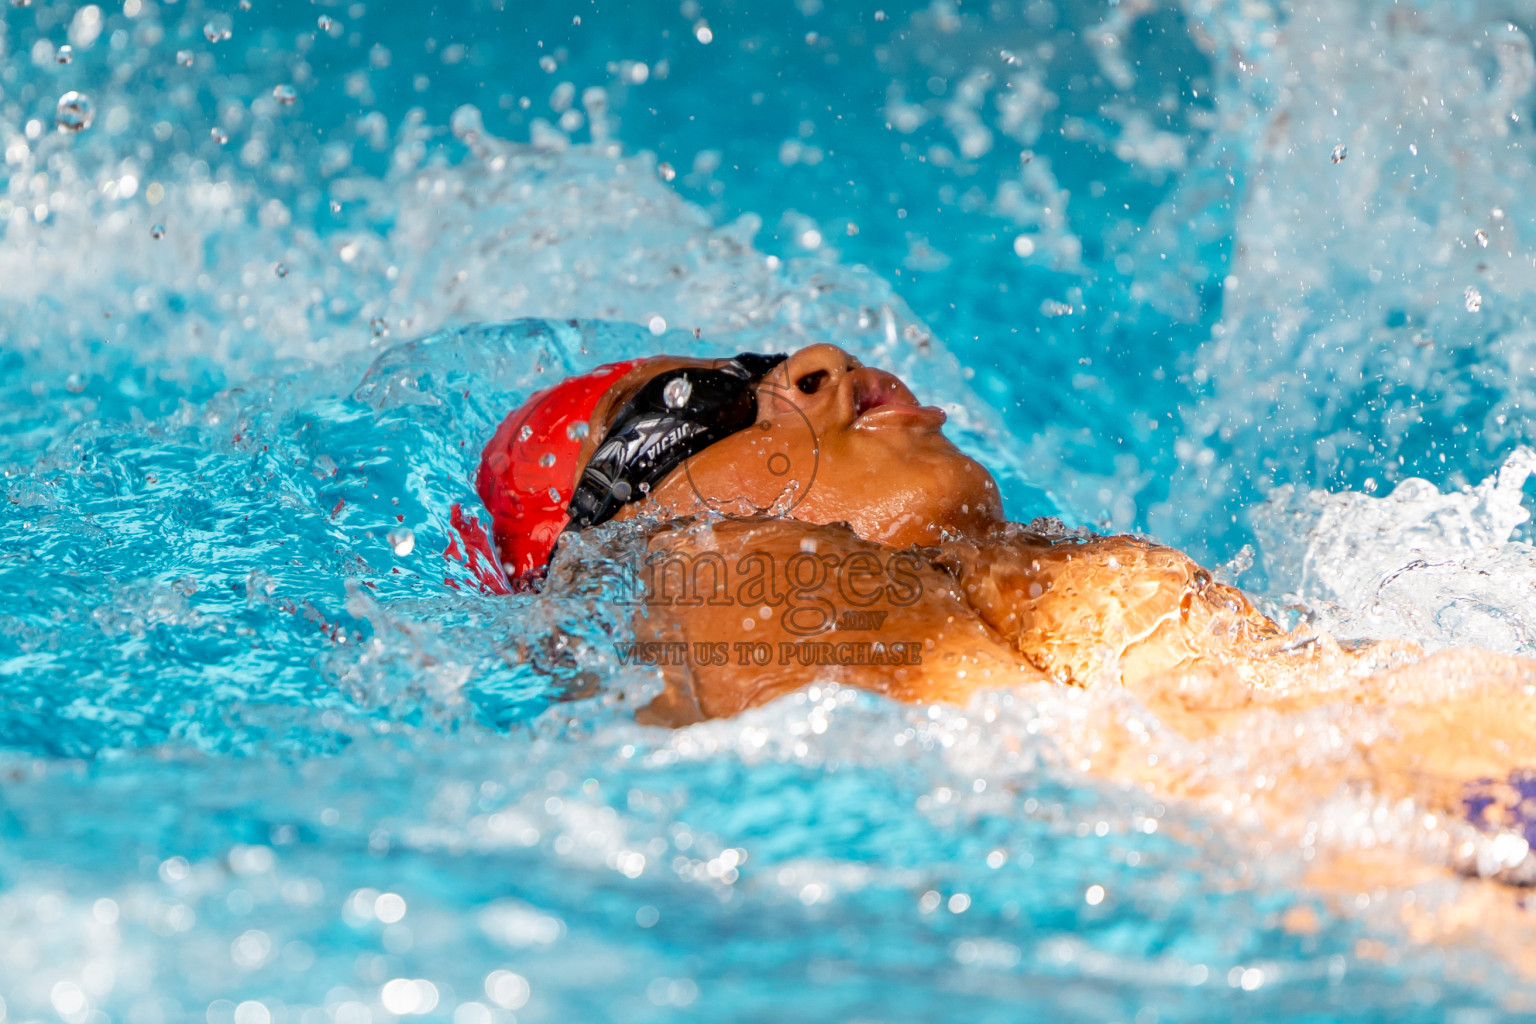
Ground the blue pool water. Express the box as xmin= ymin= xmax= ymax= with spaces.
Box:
xmin=7 ymin=0 xmax=1536 ymax=1019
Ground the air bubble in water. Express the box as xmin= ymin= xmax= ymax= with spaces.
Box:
xmin=663 ymin=376 xmax=693 ymax=409
xmin=317 ymin=14 xmax=333 ymax=30
xmin=565 ymin=421 xmax=589 ymax=441
xmin=330 ymin=200 xmax=342 ymax=213
xmin=151 ymin=224 xmax=165 ymax=239
xmin=1465 ymin=286 xmax=1483 ymax=313
xmin=518 ymin=425 xmax=533 ymax=443
xmin=204 ymin=17 xmax=232 ymax=42
xmin=176 ymin=49 xmax=194 ymax=67
xmin=539 ymin=55 xmax=557 ymax=73
xmin=539 ymin=453 xmax=557 ymax=467
xmin=211 ymin=127 xmax=228 ymax=144
xmin=1000 ymin=49 xmax=1017 ymax=64
xmin=388 ymin=528 xmax=415 ymax=556
xmin=274 ymin=262 xmax=288 ymax=278
xmin=55 ymin=92 xmax=94 ymax=133
xmin=55 ymin=45 xmax=73 ymax=64
xmin=238 ymin=0 xmax=251 ymax=9
xmin=369 ymin=317 xmax=388 ymax=338
xmin=658 ymin=162 xmax=676 ymax=182
xmin=1330 ymin=144 xmax=1347 ymax=164
xmin=9 ymin=0 xmax=32 ymax=6
xmin=273 ymin=84 xmax=297 ymax=105
xmin=694 ymin=20 xmax=713 ymax=43
xmin=1475 ymin=229 xmax=1489 ymax=248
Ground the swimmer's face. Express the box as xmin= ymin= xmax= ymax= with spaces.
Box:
xmin=581 ymin=344 xmax=1003 ymax=546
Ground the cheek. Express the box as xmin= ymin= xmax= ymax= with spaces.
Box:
xmin=650 ymin=429 xmax=821 ymax=517
xmin=789 ymin=444 xmax=999 ymax=537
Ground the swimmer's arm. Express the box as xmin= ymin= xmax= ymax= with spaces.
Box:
xmin=934 ymin=531 xmax=1284 ymax=685
xmin=631 ymin=518 xmax=1045 ymax=724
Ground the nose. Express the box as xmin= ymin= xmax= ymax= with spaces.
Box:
xmin=769 ymin=344 xmax=860 ymax=404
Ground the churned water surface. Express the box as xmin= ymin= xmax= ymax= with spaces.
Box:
xmin=7 ymin=0 xmax=1536 ymax=1020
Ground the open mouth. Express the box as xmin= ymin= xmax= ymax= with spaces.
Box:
xmin=851 ymin=371 xmax=947 ymax=427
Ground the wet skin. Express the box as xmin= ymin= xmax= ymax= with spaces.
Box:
xmin=552 ymin=343 xmax=1536 ymax=903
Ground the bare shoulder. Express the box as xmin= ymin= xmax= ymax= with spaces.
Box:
xmin=632 ymin=517 xmax=1044 ymax=722
xmin=937 ymin=528 xmax=1284 ymax=685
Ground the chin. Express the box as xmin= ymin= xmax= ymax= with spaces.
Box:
xmin=835 ymin=484 xmax=1000 ymax=546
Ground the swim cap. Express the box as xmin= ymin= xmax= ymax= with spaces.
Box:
xmin=476 ymin=359 xmax=644 ymax=585
xmin=478 ymin=352 xmax=787 ymax=587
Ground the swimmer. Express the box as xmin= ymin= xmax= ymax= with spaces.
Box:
xmin=475 ymin=343 xmax=1536 ymax=895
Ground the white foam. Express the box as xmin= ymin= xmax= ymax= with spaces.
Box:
xmin=1255 ymin=447 xmax=1536 ymax=652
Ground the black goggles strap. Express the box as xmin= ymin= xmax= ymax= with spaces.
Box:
xmin=566 ymin=352 xmax=788 ymax=530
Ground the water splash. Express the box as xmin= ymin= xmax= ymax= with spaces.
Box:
xmin=1255 ymin=448 xmax=1536 ymax=652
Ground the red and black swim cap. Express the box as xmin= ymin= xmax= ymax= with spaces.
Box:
xmin=477 ymin=352 xmax=786 ymax=587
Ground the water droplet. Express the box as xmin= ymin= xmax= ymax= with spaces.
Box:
xmin=176 ymin=49 xmax=194 ymax=67
xmin=658 ymin=162 xmax=676 ymax=182
xmin=565 ymin=421 xmax=589 ymax=441
xmin=1330 ymin=144 xmax=1347 ymax=164
xmin=1000 ymin=49 xmax=1017 ymax=64
xmin=518 ymin=425 xmax=533 ymax=443
xmin=547 ymin=487 xmax=561 ymax=502
xmin=648 ymin=315 xmax=667 ymax=335
xmin=369 ymin=317 xmax=388 ymax=338
xmin=54 ymin=92 xmax=94 ymax=133
xmin=65 ymin=372 xmax=85 ymax=393
xmin=273 ymin=83 xmax=297 ymax=105
xmin=538 ymin=453 xmax=556 ymax=467
xmin=663 ymin=376 xmax=693 ymax=409
xmin=273 ymin=262 xmax=288 ymax=278
xmin=211 ymin=126 xmax=229 ymax=144
xmin=1465 ymin=286 xmax=1483 ymax=312
xmin=150 ymin=224 xmax=165 ymax=239
xmin=611 ymin=481 xmax=632 ymax=501
xmin=238 ymin=0 xmax=251 ymax=9
xmin=1013 ymin=235 xmax=1036 ymax=257
xmin=55 ymin=45 xmax=73 ymax=64
xmin=694 ymin=20 xmax=713 ymax=43
xmin=388 ymin=528 xmax=415 ymax=556
xmin=539 ymin=54 xmax=557 ymax=73
xmin=1475 ymin=228 xmax=1489 ymax=248
xmin=330 ymin=200 xmax=342 ymax=213
xmin=317 ymin=14 xmax=333 ymax=30
xmin=204 ymin=17 xmax=232 ymax=43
